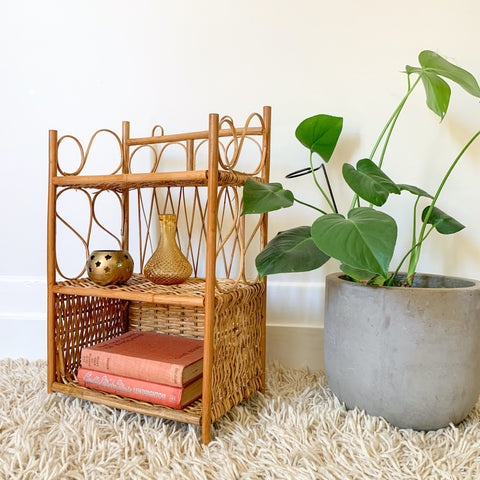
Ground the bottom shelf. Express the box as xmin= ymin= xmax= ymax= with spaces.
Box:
xmin=50 ymin=381 xmax=202 ymax=425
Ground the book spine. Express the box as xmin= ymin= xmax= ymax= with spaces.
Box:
xmin=77 ymin=368 xmax=185 ymax=408
xmin=80 ymin=350 xmax=183 ymax=386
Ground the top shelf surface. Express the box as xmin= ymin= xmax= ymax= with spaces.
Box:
xmin=52 ymin=170 xmax=257 ymax=191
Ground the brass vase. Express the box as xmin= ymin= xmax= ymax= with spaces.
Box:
xmin=144 ymin=214 xmax=193 ymax=285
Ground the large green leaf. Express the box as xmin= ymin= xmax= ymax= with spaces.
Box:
xmin=420 ymin=71 xmax=451 ymax=119
xmin=406 ymin=50 xmax=480 ymax=119
xmin=255 ymin=226 xmax=330 ymax=279
xmin=342 ymin=158 xmax=400 ymax=206
xmin=339 ymin=263 xmax=381 ymax=284
xmin=242 ymin=178 xmax=294 ymax=215
xmin=295 ymin=114 xmax=343 ymax=162
xmin=419 ymin=50 xmax=480 ymax=98
xmin=311 ymin=207 xmax=397 ymax=278
xmin=398 ymin=184 xmax=433 ymax=199
xmin=421 ymin=205 xmax=465 ymax=234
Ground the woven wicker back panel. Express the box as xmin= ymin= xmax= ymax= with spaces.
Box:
xmin=128 ymin=301 xmax=204 ymax=339
xmin=129 ymin=184 xmax=253 ymax=280
xmin=54 ymin=294 xmax=128 ymax=382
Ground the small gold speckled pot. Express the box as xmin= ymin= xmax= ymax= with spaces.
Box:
xmin=86 ymin=250 xmax=134 ymax=286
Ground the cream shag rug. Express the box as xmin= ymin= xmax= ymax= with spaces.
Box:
xmin=1 ymin=359 xmax=480 ymax=480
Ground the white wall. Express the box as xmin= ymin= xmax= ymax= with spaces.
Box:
xmin=2 ymin=0 xmax=480 ymax=366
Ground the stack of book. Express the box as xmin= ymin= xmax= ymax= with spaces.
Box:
xmin=77 ymin=331 xmax=203 ymax=409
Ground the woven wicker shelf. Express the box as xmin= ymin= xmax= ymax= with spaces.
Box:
xmin=53 ymin=274 xmax=207 ymax=306
xmin=51 ymin=381 xmax=203 ymax=425
xmin=53 ymin=274 xmax=262 ymax=306
xmin=47 ymin=107 xmax=271 ymax=444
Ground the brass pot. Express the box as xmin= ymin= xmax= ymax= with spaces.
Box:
xmin=86 ymin=250 xmax=134 ymax=286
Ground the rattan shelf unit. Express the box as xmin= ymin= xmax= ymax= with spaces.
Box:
xmin=47 ymin=107 xmax=271 ymax=444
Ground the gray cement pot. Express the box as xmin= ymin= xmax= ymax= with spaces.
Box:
xmin=324 ymin=272 xmax=480 ymax=430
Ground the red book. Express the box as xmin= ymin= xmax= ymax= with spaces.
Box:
xmin=80 ymin=331 xmax=203 ymax=387
xmin=77 ymin=368 xmax=202 ymax=409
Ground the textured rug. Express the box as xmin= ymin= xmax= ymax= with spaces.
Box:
xmin=1 ymin=359 xmax=480 ymax=479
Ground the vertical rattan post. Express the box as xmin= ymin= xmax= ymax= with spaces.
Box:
xmin=201 ymin=113 xmax=220 ymax=444
xmin=186 ymin=139 xmax=195 ymax=171
xmin=121 ymin=121 xmax=130 ymax=251
xmin=47 ymin=130 xmax=58 ymax=392
xmin=260 ymin=106 xmax=271 ymax=393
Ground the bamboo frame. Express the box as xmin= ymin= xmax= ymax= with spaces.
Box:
xmin=121 ymin=121 xmax=130 ymax=251
xmin=47 ymin=130 xmax=58 ymax=393
xmin=259 ymin=105 xmax=271 ymax=393
xmin=201 ymin=113 xmax=220 ymax=443
xmin=46 ymin=107 xmax=271 ymax=444
xmin=127 ymin=126 xmax=264 ymax=147
xmin=51 ymin=170 xmax=254 ymax=189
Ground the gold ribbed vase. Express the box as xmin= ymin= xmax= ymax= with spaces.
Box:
xmin=144 ymin=214 xmax=193 ymax=285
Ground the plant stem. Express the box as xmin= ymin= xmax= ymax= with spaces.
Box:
xmin=349 ymin=74 xmax=423 ymax=211
xmin=386 ymin=225 xmax=435 ymax=286
xmin=411 ymin=195 xmax=420 ymax=255
xmin=371 ymin=75 xmax=422 ymax=162
xmin=293 ymin=196 xmax=328 ymax=215
xmin=309 ymin=152 xmax=337 ymax=213
xmin=406 ymin=129 xmax=480 ymax=284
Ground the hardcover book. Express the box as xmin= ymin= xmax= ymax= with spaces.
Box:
xmin=77 ymin=368 xmax=202 ymax=409
xmin=80 ymin=331 xmax=203 ymax=387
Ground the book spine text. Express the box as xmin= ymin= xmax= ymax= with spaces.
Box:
xmin=77 ymin=368 xmax=186 ymax=408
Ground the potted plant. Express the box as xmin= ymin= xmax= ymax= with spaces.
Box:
xmin=242 ymin=50 xmax=480 ymax=430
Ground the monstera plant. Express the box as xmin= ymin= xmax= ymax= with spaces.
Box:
xmin=242 ymin=50 xmax=480 ymax=287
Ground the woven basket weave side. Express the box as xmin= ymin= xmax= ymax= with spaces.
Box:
xmin=54 ymin=294 xmax=128 ymax=382
xmin=210 ymin=281 xmax=266 ymax=422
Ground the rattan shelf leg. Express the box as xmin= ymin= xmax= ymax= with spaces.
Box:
xmin=201 ymin=419 xmax=211 ymax=444
xmin=47 ymin=130 xmax=58 ymax=392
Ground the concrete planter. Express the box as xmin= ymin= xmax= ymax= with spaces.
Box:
xmin=324 ymin=272 xmax=480 ymax=430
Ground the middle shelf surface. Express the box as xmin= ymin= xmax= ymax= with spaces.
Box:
xmin=53 ymin=274 xmax=260 ymax=306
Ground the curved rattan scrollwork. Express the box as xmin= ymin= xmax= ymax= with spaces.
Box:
xmin=152 ymin=125 xmax=165 ymax=137
xmin=215 ymin=186 xmax=241 ymax=277
xmin=128 ymin=142 xmax=188 ymax=174
xmin=135 ymin=187 xmax=157 ymax=272
xmin=213 ymin=186 xmax=263 ymax=290
xmin=57 ymin=129 xmax=122 ymax=176
xmin=91 ymin=190 xmax=123 ymax=247
xmin=132 ymin=185 xmax=209 ymax=277
xmin=217 ymin=112 xmax=267 ymax=175
xmin=53 ymin=109 xmax=269 ymax=284
xmin=151 ymin=142 xmax=188 ymax=173
xmin=55 ymin=188 xmax=123 ymax=280
xmin=55 ymin=188 xmax=93 ymax=279
xmin=128 ymin=144 xmax=157 ymax=174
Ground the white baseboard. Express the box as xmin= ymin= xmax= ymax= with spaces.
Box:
xmin=266 ymin=324 xmax=324 ymax=371
xmin=0 ymin=276 xmax=47 ymax=360
xmin=266 ymin=280 xmax=325 ymax=327
xmin=0 ymin=276 xmax=325 ymax=370
xmin=1 ymin=320 xmax=325 ymax=369
xmin=0 ymin=316 xmax=47 ymax=360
